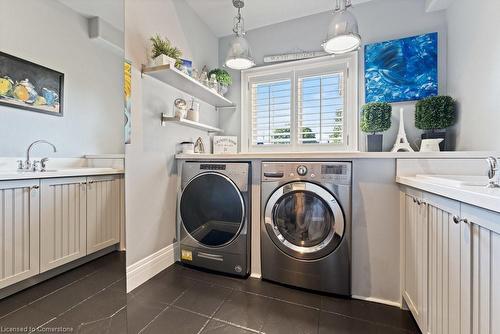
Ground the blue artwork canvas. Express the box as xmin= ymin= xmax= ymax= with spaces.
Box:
xmin=364 ymin=32 xmax=438 ymax=103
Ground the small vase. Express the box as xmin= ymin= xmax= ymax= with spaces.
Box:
xmin=367 ymin=134 xmax=383 ymax=152
xmin=219 ymin=85 xmax=229 ymax=96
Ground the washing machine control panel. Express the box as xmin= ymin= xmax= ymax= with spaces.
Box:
xmin=262 ymin=162 xmax=351 ymax=184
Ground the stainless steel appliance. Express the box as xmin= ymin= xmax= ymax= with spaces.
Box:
xmin=261 ymin=162 xmax=352 ymax=295
xmin=179 ymin=162 xmax=250 ymax=276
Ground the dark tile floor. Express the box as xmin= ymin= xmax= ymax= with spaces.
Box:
xmin=128 ymin=263 xmax=420 ymax=334
xmin=1 ymin=257 xmax=420 ymax=334
xmin=0 ymin=251 xmax=127 ymax=334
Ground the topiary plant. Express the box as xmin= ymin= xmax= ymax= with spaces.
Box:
xmin=360 ymin=102 xmax=392 ymax=134
xmin=208 ymin=69 xmax=232 ymax=87
xmin=415 ymin=96 xmax=456 ymax=131
xmin=150 ymin=34 xmax=182 ymax=67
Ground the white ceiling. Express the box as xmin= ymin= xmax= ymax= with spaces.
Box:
xmin=57 ymin=0 xmax=124 ymax=31
xmin=185 ymin=0 xmax=372 ymax=37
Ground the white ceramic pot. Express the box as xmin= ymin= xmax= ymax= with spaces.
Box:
xmin=152 ymin=55 xmax=176 ymax=67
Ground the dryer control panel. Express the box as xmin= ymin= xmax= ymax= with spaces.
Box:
xmin=262 ymin=162 xmax=351 ymax=185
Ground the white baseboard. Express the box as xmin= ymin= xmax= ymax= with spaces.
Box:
xmin=352 ymin=295 xmax=402 ymax=308
xmin=126 ymin=243 xmax=178 ymax=293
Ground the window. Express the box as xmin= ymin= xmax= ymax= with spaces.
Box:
xmin=242 ymin=55 xmax=358 ymax=152
xmin=252 ymin=80 xmax=291 ymax=145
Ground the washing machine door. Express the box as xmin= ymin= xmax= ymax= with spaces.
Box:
xmin=264 ymin=181 xmax=345 ymax=260
xmin=180 ymin=172 xmax=245 ymax=248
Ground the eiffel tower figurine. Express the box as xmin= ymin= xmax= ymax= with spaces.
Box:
xmin=391 ymin=107 xmax=415 ymax=152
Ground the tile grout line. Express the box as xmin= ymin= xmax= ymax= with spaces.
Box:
xmin=37 ymin=277 xmax=126 ymax=330
xmin=0 ymin=269 xmax=101 ymax=321
xmin=320 ymin=308 xmax=416 ymax=332
xmin=137 ymin=289 xmax=188 ymax=334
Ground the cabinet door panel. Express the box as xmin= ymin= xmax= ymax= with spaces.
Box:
xmin=40 ymin=178 xmax=87 ymax=272
xmin=87 ymin=175 xmax=121 ymax=253
xmin=0 ymin=180 xmax=39 ymax=289
xmin=463 ymin=204 xmax=500 ymax=334
xmin=425 ymin=193 xmax=470 ymax=334
xmin=403 ymin=192 xmax=427 ymax=332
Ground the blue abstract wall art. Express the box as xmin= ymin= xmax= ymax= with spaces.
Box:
xmin=364 ymin=32 xmax=438 ymax=103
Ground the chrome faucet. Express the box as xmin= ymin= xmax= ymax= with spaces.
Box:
xmin=18 ymin=140 xmax=57 ymax=171
xmin=486 ymin=156 xmax=499 ymax=188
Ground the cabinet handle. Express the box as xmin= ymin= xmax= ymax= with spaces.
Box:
xmin=461 ymin=218 xmax=469 ymax=224
xmin=452 ymin=216 xmax=460 ymax=224
xmin=88 ymin=181 xmax=95 ymax=184
xmin=31 ymin=185 xmax=39 ymax=190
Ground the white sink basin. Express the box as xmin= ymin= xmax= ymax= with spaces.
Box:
xmin=416 ymin=174 xmax=489 ymax=187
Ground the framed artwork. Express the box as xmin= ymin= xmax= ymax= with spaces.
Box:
xmin=124 ymin=60 xmax=132 ymax=144
xmin=364 ymin=32 xmax=438 ymax=103
xmin=0 ymin=51 xmax=64 ymax=116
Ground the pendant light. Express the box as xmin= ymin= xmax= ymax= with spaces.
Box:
xmin=225 ymin=0 xmax=255 ymax=70
xmin=322 ymin=0 xmax=361 ymax=54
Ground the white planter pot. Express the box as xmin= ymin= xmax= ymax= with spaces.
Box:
xmin=151 ymin=55 xmax=177 ymax=67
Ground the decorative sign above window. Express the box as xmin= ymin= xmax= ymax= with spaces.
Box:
xmin=364 ymin=32 xmax=438 ymax=103
xmin=0 ymin=51 xmax=64 ymax=116
xmin=264 ymin=51 xmax=328 ymax=64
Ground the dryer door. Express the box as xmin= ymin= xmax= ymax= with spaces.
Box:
xmin=264 ymin=182 xmax=345 ymax=260
xmin=180 ymin=172 xmax=245 ymax=248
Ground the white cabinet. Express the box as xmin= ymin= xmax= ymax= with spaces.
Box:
xmin=461 ymin=205 xmax=500 ymax=334
xmin=423 ymin=193 xmax=471 ymax=334
xmin=40 ymin=177 xmax=87 ymax=272
xmin=402 ymin=189 xmax=428 ymax=331
xmin=86 ymin=175 xmax=121 ymax=253
xmin=0 ymin=180 xmax=40 ymax=289
xmin=402 ymin=188 xmax=500 ymax=334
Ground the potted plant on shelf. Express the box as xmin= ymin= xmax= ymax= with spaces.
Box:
xmin=208 ymin=69 xmax=232 ymax=96
xmin=149 ymin=34 xmax=182 ymax=68
xmin=360 ymin=102 xmax=392 ymax=152
xmin=415 ymin=95 xmax=456 ymax=151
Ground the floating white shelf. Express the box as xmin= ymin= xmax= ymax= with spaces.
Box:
xmin=142 ymin=64 xmax=235 ymax=108
xmin=160 ymin=114 xmax=223 ymax=133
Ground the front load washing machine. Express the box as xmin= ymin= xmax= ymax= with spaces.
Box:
xmin=179 ymin=162 xmax=250 ymax=277
xmin=261 ymin=162 xmax=351 ymax=295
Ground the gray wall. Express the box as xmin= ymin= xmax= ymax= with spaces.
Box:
xmin=125 ymin=0 xmax=220 ymax=266
xmin=218 ymin=0 xmax=447 ymax=152
xmin=0 ymin=0 xmax=124 ymax=157
xmin=446 ymin=0 xmax=500 ymax=151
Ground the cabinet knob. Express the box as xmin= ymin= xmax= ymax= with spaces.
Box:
xmin=31 ymin=185 xmax=39 ymax=190
xmin=461 ymin=218 xmax=469 ymax=224
xmin=452 ymin=216 xmax=460 ymax=224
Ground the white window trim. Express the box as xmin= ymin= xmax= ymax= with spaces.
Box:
xmin=240 ymin=54 xmax=359 ymax=152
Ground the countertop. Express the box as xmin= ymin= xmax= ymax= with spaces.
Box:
xmin=175 ymin=151 xmax=499 ymax=160
xmin=396 ymin=176 xmax=500 ymax=214
xmin=0 ymin=167 xmax=124 ymax=182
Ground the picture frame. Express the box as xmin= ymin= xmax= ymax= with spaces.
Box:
xmin=0 ymin=51 xmax=64 ymax=116
xmin=364 ymin=32 xmax=438 ymax=103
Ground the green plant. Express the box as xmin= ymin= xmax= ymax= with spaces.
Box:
xmin=360 ymin=102 xmax=392 ymax=134
xmin=208 ymin=69 xmax=232 ymax=87
xmin=415 ymin=96 xmax=456 ymax=131
xmin=150 ymin=34 xmax=182 ymax=66
xmin=272 ymin=127 xmax=316 ymax=144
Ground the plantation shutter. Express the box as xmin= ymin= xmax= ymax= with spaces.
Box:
xmin=297 ymin=72 xmax=345 ymax=144
xmin=251 ymin=80 xmax=292 ymax=145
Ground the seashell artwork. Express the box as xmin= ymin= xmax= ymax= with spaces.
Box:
xmin=0 ymin=51 xmax=64 ymax=116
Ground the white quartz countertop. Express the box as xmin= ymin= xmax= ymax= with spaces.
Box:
xmin=0 ymin=168 xmax=124 ymax=181
xmin=176 ymin=151 xmax=498 ymax=160
xmin=396 ymin=176 xmax=500 ymax=213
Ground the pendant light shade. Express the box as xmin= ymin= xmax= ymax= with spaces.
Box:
xmin=323 ymin=0 xmax=361 ymax=54
xmin=225 ymin=0 xmax=255 ymax=70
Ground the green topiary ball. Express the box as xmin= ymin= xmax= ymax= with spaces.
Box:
xmin=415 ymin=96 xmax=456 ymax=131
xmin=360 ymin=102 xmax=392 ymax=134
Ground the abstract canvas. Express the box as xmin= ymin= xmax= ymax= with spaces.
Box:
xmin=0 ymin=51 xmax=64 ymax=115
xmin=365 ymin=32 xmax=438 ymax=103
